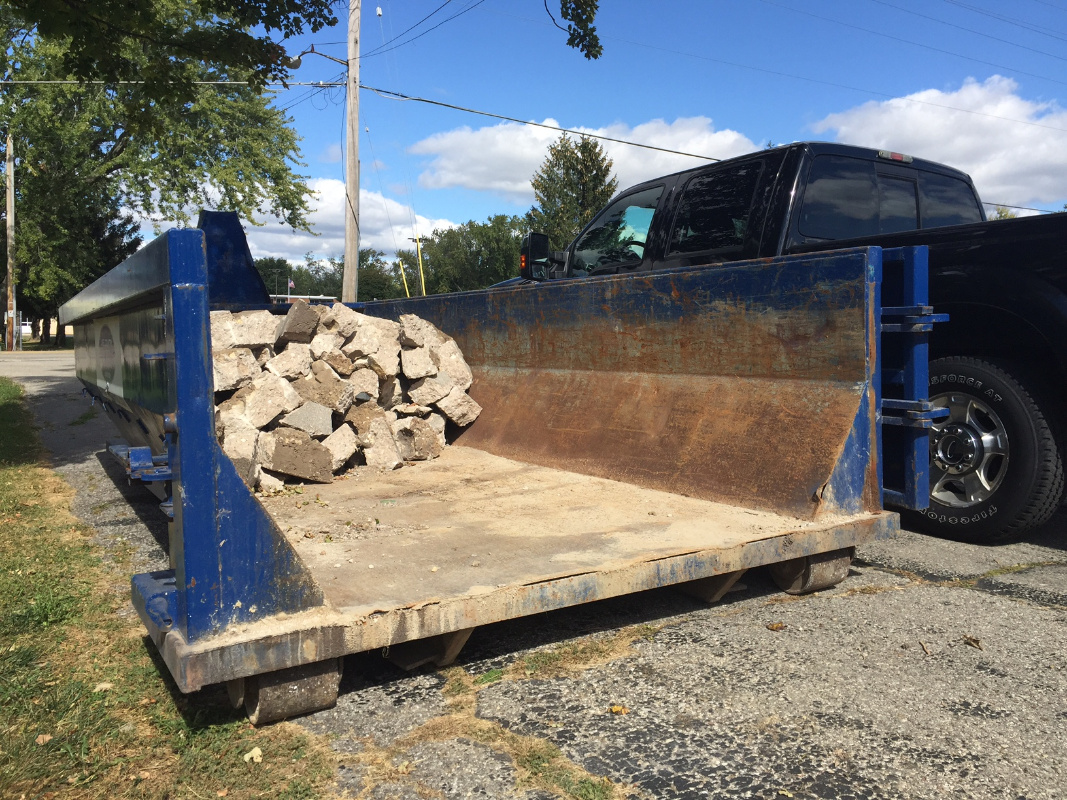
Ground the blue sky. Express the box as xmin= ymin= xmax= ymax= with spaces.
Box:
xmin=237 ymin=0 xmax=1067 ymax=262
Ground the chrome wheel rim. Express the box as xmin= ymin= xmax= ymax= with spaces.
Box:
xmin=929 ymin=391 xmax=1009 ymax=508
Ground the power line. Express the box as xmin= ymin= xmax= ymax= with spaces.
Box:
xmin=361 ymin=0 xmax=453 ymax=58
xmin=362 ymin=0 xmax=490 ymax=59
xmin=944 ymin=0 xmax=1067 ymax=43
xmin=757 ymin=0 xmax=1067 ymax=88
xmin=868 ymin=0 xmax=1067 ymax=63
xmin=360 ymin=84 xmax=723 ymax=161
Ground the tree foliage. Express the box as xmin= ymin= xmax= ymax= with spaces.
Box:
xmin=526 ymin=134 xmax=618 ymax=250
xmin=0 ymin=0 xmax=337 ymax=101
xmin=401 ymin=216 xmax=524 ymax=295
xmin=991 ymin=205 xmax=1019 ymax=220
xmin=254 ymin=250 xmax=408 ymax=302
xmin=546 ymin=1 xmax=603 ymax=59
xmin=0 ymin=19 xmax=312 ymax=335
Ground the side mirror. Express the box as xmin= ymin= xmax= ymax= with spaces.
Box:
xmin=520 ymin=232 xmax=551 ymax=281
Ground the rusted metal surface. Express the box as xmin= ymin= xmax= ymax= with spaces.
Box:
xmin=360 ymin=251 xmax=878 ymax=518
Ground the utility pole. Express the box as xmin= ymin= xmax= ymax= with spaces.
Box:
xmin=341 ymin=0 xmax=361 ymax=303
xmin=5 ymin=132 xmax=14 ymax=352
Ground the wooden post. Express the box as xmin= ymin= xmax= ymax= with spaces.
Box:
xmin=341 ymin=0 xmax=361 ymax=303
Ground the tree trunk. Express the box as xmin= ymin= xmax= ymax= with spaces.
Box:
xmin=41 ymin=318 xmax=52 ymax=346
xmin=56 ymin=322 xmax=66 ymax=347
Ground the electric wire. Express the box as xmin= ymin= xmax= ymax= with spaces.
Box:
xmin=360 ymin=0 xmax=453 ymax=58
xmin=868 ymin=0 xmax=1067 ymax=63
xmin=943 ymin=0 xmax=1067 ymax=43
xmin=361 ymin=0 xmax=490 ymax=60
xmin=757 ymin=0 xmax=1067 ymax=88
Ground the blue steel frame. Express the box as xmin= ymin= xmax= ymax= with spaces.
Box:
xmin=878 ymin=246 xmax=950 ymax=509
xmin=62 ymin=229 xmax=323 ymax=647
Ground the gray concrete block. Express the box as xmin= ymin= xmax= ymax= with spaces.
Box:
xmin=435 ymin=385 xmax=482 ymax=426
xmin=310 ymin=331 xmax=344 ymax=360
xmin=348 ymin=367 xmax=380 ymax=401
xmin=358 ymin=416 xmax=402 ymax=470
xmin=254 ymin=427 xmax=333 ymax=483
xmin=279 ymin=401 xmax=334 ymax=438
xmin=401 ymin=346 xmax=438 ymax=380
xmin=265 ymin=342 xmax=313 ymax=379
xmin=212 ymin=347 xmax=260 ymax=392
xmin=276 ymin=299 xmax=320 ymax=345
xmin=323 ymin=423 xmax=359 ymax=472
xmin=244 ymin=371 xmax=303 ymax=428
xmin=210 ymin=310 xmax=237 ymax=349
xmin=231 ymin=309 xmax=282 ymax=347
xmin=291 ymin=368 xmax=355 ymax=414
xmin=408 ymin=373 xmax=454 ymax=406
xmin=391 ymin=417 xmax=443 ymax=461
xmin=320 ymin=349 xmax=356 ymax=377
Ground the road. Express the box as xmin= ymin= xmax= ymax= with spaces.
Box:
xmin=3 ymin=351 xmax=1065 ymax=800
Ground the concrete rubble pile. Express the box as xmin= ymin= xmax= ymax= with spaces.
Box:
xmin=209 ymin=300 xmax=482 ymax=491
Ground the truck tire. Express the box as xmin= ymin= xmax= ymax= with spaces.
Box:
xmin=906 ymin=357 xmax=1063 ymax=543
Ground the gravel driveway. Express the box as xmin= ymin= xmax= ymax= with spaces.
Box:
xmin=3 ymin=351 xmax=1065 ymax=800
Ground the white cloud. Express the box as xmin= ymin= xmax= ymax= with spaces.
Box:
xmin=319 ymin=142 xmax=343 ymax=163
xmin=812 ymin=76 xmax=1067 ymax=208
xmin=410 ymin=117 xmax=760 ymax=203
xmin=242 ymin=178 xmax=457 ymax=263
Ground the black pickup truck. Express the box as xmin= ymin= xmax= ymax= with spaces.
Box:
xmin=520 ymin=141 xmax=1066 ymax=543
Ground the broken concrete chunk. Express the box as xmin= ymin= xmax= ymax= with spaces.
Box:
xmin=310 ymin=359 xmax=340 ymax=383
xmin=323 ymin=423 xmax=359 ymax=472
xmin=398 ymin=314 xmax=445 ymax=349
xmin=275 ymin=299 xmax=320 ymax=345
xmin=408 ymin=373 xmax=454 ymax=406
xmin=435 ymin=385 xmax=482 ymax=427
xmin=433 ymin=339 xmax=474 ymax=392
xmin=320 ymin=349 xmax=356 ymax=377
xmin=358 ymin=416 xmax=402 ymax=470
xmin=378 ymin=375 xmax=403 ymax=410
xmin=252 ymin=345 xmax=275 ymax=366
xmin=291 ymin=371 xmax=354 ymax=415
xmin=220 ymin=416 xmax=260 ymax=487
xmin=391 ymin=417 xmax=443 ymax=461
xmin=347 ymin=367 xmax=380 ymax=401
xmin=210 ymin=310 xmax=237 ymax=349
xmin=394 ymin=402 xmax=432 ymax=417
xmin=279 ymin=401 xmax=334 ymax=438
xmin=344 ymin=403 xmax=390 ymax=437
xmin=231 ymin=310 xmax=283 ymax=348
xmin=340 ymin=315 xmax=402 ymax=378
xmin=426 ymin=412 xmax=447 ymax=449
xmin=256 ymin=467 xmax=286 ymax=493
xmin=324 ymin=302 xmax=362 ymax=338
xmin=265 ymin=342 xmax=312 ymax=380
xmin=254 ymin=428 xmax=333 ymax=483
xmin=213 ymin=347 xmax=261 ymax=392
xmin=310 ymin=331 xmax=344 ymax=360
xmin=401 ymin=346 xmax=437 ymax=381
xmin=243 ymin=371 xmax=303 ymax=429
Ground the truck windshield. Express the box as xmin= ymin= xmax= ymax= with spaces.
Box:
xmin=571 ymin=185 xmax=664 ymax=275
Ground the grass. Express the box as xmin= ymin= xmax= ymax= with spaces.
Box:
xmin=0 ymin=377 xmax=337 ymax=799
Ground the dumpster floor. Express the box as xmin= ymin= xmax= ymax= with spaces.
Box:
xmin=260 ymin=446 xmax=878 ymax=618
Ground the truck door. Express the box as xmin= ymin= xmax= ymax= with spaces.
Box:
xmin=568 ymin=185 xmax=666 ymax=277
xmin=654 ymin=157 xmax=769 ymax=270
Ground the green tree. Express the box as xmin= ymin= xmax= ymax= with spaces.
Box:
xmin=526 ymin=134 xmax=618 ymax=251
xmin=417 ymin=215 xmax=524 ymax=294
xmin=1 ymin=24 xmax=311 ymax=338
xmin=357 ymin=249 xmax=406 ymax=301
xmin=991 ymin=205 xmax=1019 ymax=220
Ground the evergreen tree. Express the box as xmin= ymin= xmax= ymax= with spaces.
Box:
xmin=526 ymin=134 xmax=618 ymax=250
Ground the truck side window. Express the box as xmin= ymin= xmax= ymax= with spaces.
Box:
xmin=919 ymin=172 xmax=983 ymax=227
xmin=667 ymin=162 xmax=763 ymax=257
xmin=799 ymin=155 xmax=878 ymax=239
xmin=877 ymin=175 xmax=918 ymax=234
xmin=571 ymin=185 xmax=664 ymax=275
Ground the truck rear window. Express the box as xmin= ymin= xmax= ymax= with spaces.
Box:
xmin=800 ymin=154 xmax=982 ymax=240
xmin=919 ymin=172 xmax=983 ymax=227
xmin=668 ymin=162 xmax=763 ymax=256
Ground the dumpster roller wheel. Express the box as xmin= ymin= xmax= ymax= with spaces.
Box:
xmin=769 ymin=548 xmax=854 ymax=595
xmin=228 ymin=658 xmax=343 ymax=726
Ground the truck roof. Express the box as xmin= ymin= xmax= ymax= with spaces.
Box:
xmin=628 ymin=141 xmax=976 ymax=190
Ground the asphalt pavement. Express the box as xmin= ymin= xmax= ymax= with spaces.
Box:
xmin=3 ymin=350 xmax=1065 ymax=800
